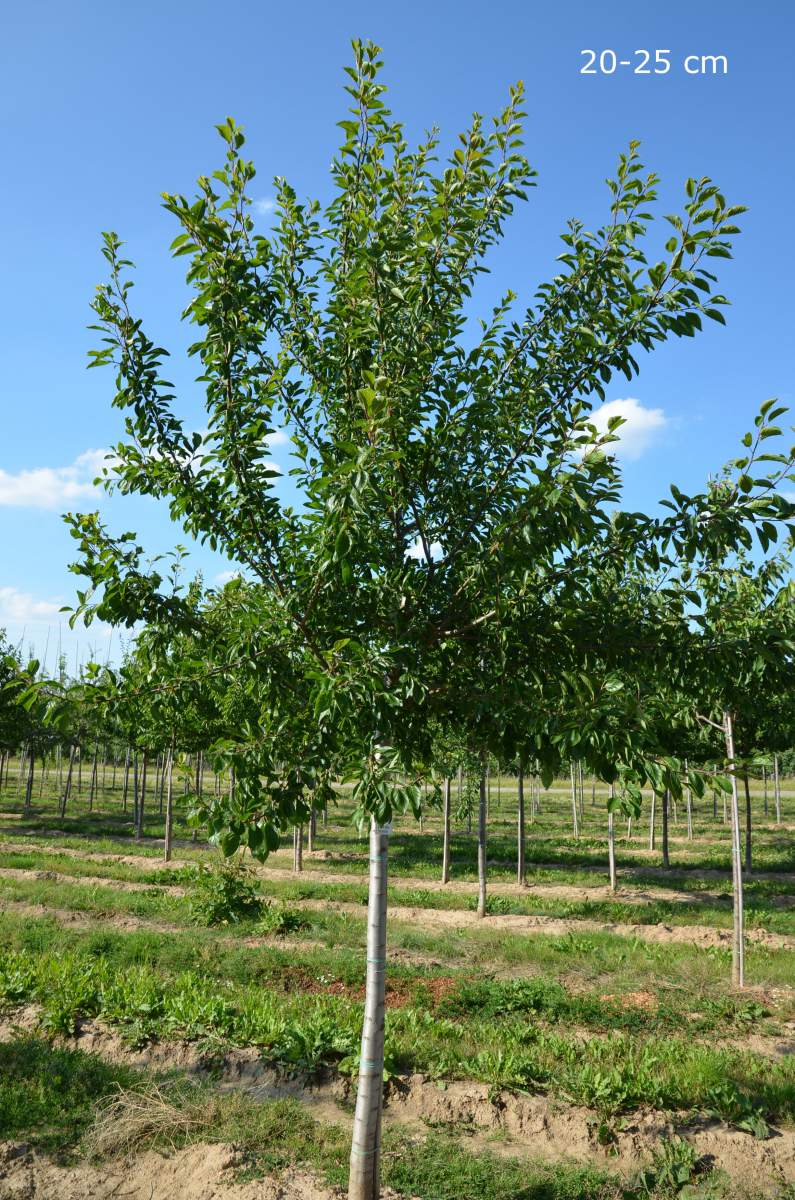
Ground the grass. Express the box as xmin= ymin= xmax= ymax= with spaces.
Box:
xmin=1 ymin=920 xmax=794 ymax=1129
xmin=0 ymin=1036 xmax=136 ymax=1156
xmin=3 ymin=1032 xmax=792 ymax=1198
xmin=2 ymin=765 xmax=795 ymax=1194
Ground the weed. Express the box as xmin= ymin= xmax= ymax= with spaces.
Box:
xmin=258 ymin=900 xmax=311 ymax=936
xmin=0 ymin=1036 xmax=135 ymax=1155
xmin=186 ymin=859 xmax=263 ymax=926
xmin=634 ymin=1138 xmax=703 ymax=1196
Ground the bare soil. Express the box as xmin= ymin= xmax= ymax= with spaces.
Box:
xmin=3 ymin=859 xmax=791 ymax=954
xmin=0 ymin=1139 xmax=341 ymax=1200
xmin=1 ymin=1008 xmax=793 ymax=1195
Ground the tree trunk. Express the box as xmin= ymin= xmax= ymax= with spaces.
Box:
xmin=88 ymin=745 xmax=98 ymax=812
xmin=441 ymin=777 xmax=451 ymax=884
xmin=132 ymin=752 xmax=139 ymax=827
xmin=723 ymin=710 xmax=745 ymax=989
xmin=308 ymin=807 xmax=316 ymax=853
xmin=763 ymin=765 xmax=768 ymax=818
xmin=607 ymin=784 xmax=616 ymax=892
xmin=23 ymin=748 xmax=35 ymax=816
xmin=136 ymin=753 xmax=147 ymax=841
xmin=570 ymin=762 xmax=579 ymax=838
xmin=192 ymin=749 xmax=203 ymax=843
xmin=476 ymin=756 xmax=487 ymax=918
xmin=743 ymin=770 xmax=752 ymax=875
xmin=648 ymin=792 xmax=656 ymax=851
xmin=59 ymin=745 xmax=76 ymax=818
xmin=293 ymin=823 xmax=303 ymax=872
xmin=578 ymin=761 xmax=585 ymax=824
xmin=158 ymin=752 xmax=166 ymax=815
xmin=517 ymin=763 xmax=526 ymax=886
xmin=661 ymin=790 xmax=669 ymax=869
xmin=164 ymin=742 xmax=174 ymax=862
xmin=15 ymin=744 xmax=27 ymax=796
xmin=122 ymin=747 xmax=130 ymax=812
xmin=348 ymin=818 xmax=390 ymax=1200
xmin=774 ymin=754 xmax=782 ymax=824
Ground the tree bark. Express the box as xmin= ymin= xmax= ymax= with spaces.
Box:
xmin=122 ymin=747 xmax=130 ymax=812
xmin=743 ymin=770 xmax=752 ymax=875
xmin=661 ymin=790 xmax=669 ymax=869
xmin=570 ymin=762 xmax=579 ymax=838
xmin=88 ymin=745 xmax=98 ymax=812
xmin=136 ymin=753 xmax=147 ymax=841
xmin=476 ymin=756 xmax=487 ymax=918
xmin=192 ymin=749 xmax=203 ymax=842
xmin=723 ymin=710 xmax=745 ymax=989
xmin=23 ymin=748 xmax=35 ymax=816
xmin=348 ymin=818 xmax=390 ymax=1200
xmin=774 ymin=754 xmax=782 ymax=824
xmin=441 ymin=777 xmax=451 ymax=884
xmin=59 ymin=745 xmax=76 ymax=818
xmin=15 ymin=744 xmax=27 ymax=796
xmin=164 ymin=742 xmax=174 ymax=862
xmin=158 ymin=752 xmax=166 ymax=815
xmin=132 ymin=752 xmax=139 ymax=827
xmin=763 ymin=765 xmax=768 ymax=818
xmin=648 ymin=792 xmax=656 ymax=851
xmin=517 ymin=763 xmax=526 ymax=887
xmin=607 ymin=783 xmax=616 ymax=892
xmin=293 ymin=823 xmax=303 ymax=872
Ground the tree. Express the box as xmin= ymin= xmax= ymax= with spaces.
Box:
xmin=66 ymin=42 xmax=795 ymax=1199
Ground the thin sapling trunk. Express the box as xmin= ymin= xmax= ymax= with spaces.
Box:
xmin=348 ymin=817 xmax=390 ymax=1200
xmin=477 ymin=756 xmax=487 ymax=918
xmin=441 ymin=776 xmax=451 ymax=884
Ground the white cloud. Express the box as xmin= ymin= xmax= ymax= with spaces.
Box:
xmin=0 ymin=587 xmax=62 ymax=624
xmin=214 ymin=569 xmax=242 ymax=585
xmin=0 ymin=448 xmax=109 ymax=509
xmin=254 ymin=197 xmax=276 ymax=215
xmin=266 ymin=429 xmax=290 ymax=448
xmin=405 ymin=538 xmax=443 ymax=562
xmin=588 ymin=398 xmax=668 ymax=461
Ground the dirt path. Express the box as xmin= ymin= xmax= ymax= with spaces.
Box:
xmin=4 ymin=838 xmax=785 ymax=911
xmin=0 ymin=1140 xmax=338 ymax=1200
xmin=1 ymin=863 xmax=793 ymax=953
xmin=0 ymin=898 xmax=441 ymax=971
xmin=293 ymin=896 xmax=795 ymax=952
xmin=0 ymin=1007 xmax=793 ymax=1195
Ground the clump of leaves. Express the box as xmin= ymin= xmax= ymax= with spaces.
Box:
xmin=258 ymin=901 xmax=311 ymax=937
xmin=705 ymin=1082 xmax=770 ymax=1139
xmin=0 ymin=1036 xmax=136 ymax=1155
xmin=438 ymin=976 xmax=576 ymax=1021
xmin=468 ymin=894 xmax=516 ymax=916
xmin=186 ymin=859 xmax=263 ymax=926
xmin=634 ymin=1137 xmax=710 ymax=1197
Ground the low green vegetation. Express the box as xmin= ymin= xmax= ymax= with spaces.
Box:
xmin=1 ymin=923 xmax=792 ymax=1133
xmin=0 ymin=1036 xmax=136 ymax=1155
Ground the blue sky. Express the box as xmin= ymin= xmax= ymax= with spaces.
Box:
xmin=0 ymin=0 xmax=792 ymax=668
